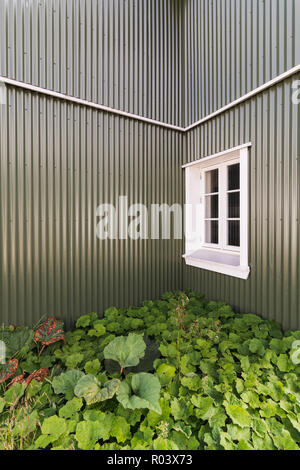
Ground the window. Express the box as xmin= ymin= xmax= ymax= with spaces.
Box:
xmin=183 ymin=144 xmax=250 ymax=279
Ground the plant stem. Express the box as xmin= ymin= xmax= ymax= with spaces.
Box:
xmin=38 ymin=345 xmax=45 ymax=357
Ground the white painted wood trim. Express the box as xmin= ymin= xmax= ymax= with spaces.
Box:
xmin=182 ymin=143 xmax=252 ymax=168
xmin=239 ymin=148 xmax=249 ymax=269
xmin=184 ymin=63 xmax=300 ymax=132
xmin=0 ymin=76 xmax=183 ymax=132
xmin=183 ymin=145 xmax=250 ymax=279
xmin=183 ymin=254 xmax=250 ymax=280
xmin=1 ymin=63 xmax=300 ymax=132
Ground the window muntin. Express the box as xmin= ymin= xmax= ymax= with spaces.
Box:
xmin=204 ymin=169 xmax=219 ymax=244
xmin=226 ymin=163 xmax=240 ymax=248
xmin=202 ymin=159 xmax=241 ymax=252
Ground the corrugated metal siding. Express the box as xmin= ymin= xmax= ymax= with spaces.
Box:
xmin=183 ymin=0 xmax=300 ymax=126
xmin=0 ymin=0 xmax=183 ymax=126
xmin=0 ymin=86 xmax=183 ymax=327
xmin=183 ymin=73 xmax=300 ymax=331
xmin=1 ymin=0 xmax=300 ymax=332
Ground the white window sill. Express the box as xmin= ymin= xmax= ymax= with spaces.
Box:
xmin=183 ymin=249 xmax=250 ymax=280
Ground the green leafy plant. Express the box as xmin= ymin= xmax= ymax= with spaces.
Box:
xmin=0 ymin=291 xmax=299 ymax=450
xmin=52 ymin=370 xmax=85 ymax=400
xmin=0 ymin=327 xmax=34 ymax=361
xmin=74 ymin=375 xmax=120 ymax=405
xmin=103 ymin=333 xmax=146 ymax=374
xmin=116 ymin=372 xmax=161 ymax=414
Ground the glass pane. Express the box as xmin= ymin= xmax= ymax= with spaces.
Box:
xmin=205 ymin=220 xmax=219 ymax=244
xmin=205 ymin=169 xmax=219 ymax=193
xmin=228 ymin=220 xmax=240 ymax=246
xmin=228 ymin=163 xmax=240 ymax=190
xmin=205 ymin=195 xmax=219 ymax=219
xmin=228 ymin=192 xmax=240 ymax=218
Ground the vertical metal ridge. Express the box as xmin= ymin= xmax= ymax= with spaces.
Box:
xmin=183 ymin=73 xmax=300 ymax=330
xmin=0 ymin=84 xmax=183 ymax=327
xmin=0 ymin=0 xmax=182 ymax=126
xmin=183 ymin=0 xmax=299 ymax=126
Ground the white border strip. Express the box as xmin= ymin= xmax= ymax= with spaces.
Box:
xmin=0 ymin=76 xmax=183 ymax=132
xmin=1 ymin=63 xmax=300 ymax=132
xmin=182 ymin=142 xmax=252 ymax=168
xmin=185 ymin=63 xmax=300 ymax=132
xmin=184 ymin=255 xmax=250 ymax=280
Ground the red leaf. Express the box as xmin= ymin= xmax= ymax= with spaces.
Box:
xmin=9 ymin=373 xmax=25 ymax=388
xmin=25 ymin=368 xmax=50 ymax=385
xmin=34 ymin=317 xmax=65 ymax=347
xmin=0 ymin=358 xmax=19 ymax=384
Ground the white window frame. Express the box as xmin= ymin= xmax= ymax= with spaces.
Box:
xmin=182 ymin=143 xmax=251 ymax=280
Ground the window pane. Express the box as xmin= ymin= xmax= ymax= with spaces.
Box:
xmin=205 ymin=169 xmax=218 ymax=193
xmin=205 ymin=220 xmax=219 ymax=244
xmin=228 ymin=192 xmax=240 ymax=218
xmin=228 ymin=163 xmax=240 ymax=190
xmin=228 ymin=220 xmax=240 ymax=246
xmin=205 ymin=195 xmax=219 ymax=219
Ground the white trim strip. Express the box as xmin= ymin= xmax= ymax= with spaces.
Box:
xmin=0 ymin=76 xmax=183 ymax=132
xmin=185 ymin=63 xmax=300 ymax=132
xmin=182 ymin=142 xmax=252 ymax=168
xmin=183 ymin=254 xmax=250 ymax=280
xmin=1 ymin=63 xmax=300 ymax=132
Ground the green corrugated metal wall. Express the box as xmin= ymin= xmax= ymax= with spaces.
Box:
xmin=0 ymin=0 xmax=183 ymax=126
xmin=182 ymin=0 xmax=300 ymax=330
xmin=0 ymin=0 xmax=184 ymax=326
xmin=0 ymin=0 xmax=299 ymax=329
xmin=0 ymin=86 xmax=183 ymax=327
xmin=183 ymin=0 xmax=300 ymax=126
xmin=183 ymin=74 xmax=300 ymax=331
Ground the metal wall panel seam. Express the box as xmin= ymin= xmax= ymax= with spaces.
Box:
xmin=1 ymin=63 xmax=300 ymax=132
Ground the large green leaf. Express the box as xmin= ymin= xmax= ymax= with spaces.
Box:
xmin=75 ymin=413 xmax=131 ymax=449
xmin=0 ymin=327 xmax=34 ymax=360
xmin=58 ymin=397 xmax=83 ymax=419
xmin=116 ymin=372 xmax=161 ymax=414
xmin=35 ymin=415 xmax=69 ymax=448
xmin=105 ymin=336 xmax=160 ymax=375
xmin=110 ymin=416 xmax=131 ymax=443
xmin=74 ymin=374 xmax=120 ymax=405
xmin=4 ymin=382 xmax=27 ymax=406
xmin=170 ymin=398 xmax=191 ymax=421
xmin=103 ymin=333 xmax=146 ymax=369
xmin=225 ymin=404 xmax=252 ymax=428
xmin=52 ymin=370 xmax=84 ymax=400
xmin=156 ymin=363 xmax=176 ymax=386
xmin=75 ymin=420 xmax=107 ymax=450
xmin=191 ymin=396 xmax=215 ymax=420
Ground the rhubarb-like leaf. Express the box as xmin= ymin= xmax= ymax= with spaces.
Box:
xmin=103 ymin=333 xmax=146 ymax=369
xmin=74 ymin=374 xmax=120 ymax=405
xmin=116 ymin=372 xmax=161 ymax=414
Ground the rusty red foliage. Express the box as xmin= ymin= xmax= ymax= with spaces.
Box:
xmin=25 ymin=368 xmax=50 ymax=385
xmin=34 ymin=317 xmax=65 ymax=347
xmin=9 ymin=373 xmax=25 ymax=388
xmin=0 ymin=358 xmax=19 ymax=384
xmin=8 ymin=368 xmax=50 ymax=388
